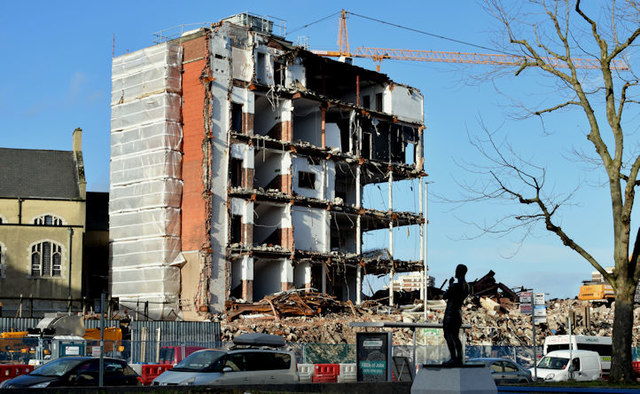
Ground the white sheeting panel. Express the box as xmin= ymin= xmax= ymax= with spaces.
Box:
xmin=110 ymin=207 xmax=181 ymax=240
xmin=110 ymin=237 xmax=184 ymax=267
xmin=109 ymin=179 xmax=183 ymax=213
xmin=111 ymin=266 xmax=181 ymax=295
xmin=110 ymin=150 xmax=183 ymax=187
xmin=111 ymin=121 xmax=182 ymax=157
xmin=111 ymin=93 xmax=182 ymax=130
xmin=111 ymin=43 xmax=182 ymax=105
xmin=110 ymin=42 xmax=184 ymax=320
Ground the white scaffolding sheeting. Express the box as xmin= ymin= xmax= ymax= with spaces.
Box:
xmin=110 ymin=42 xmax=184 ymax=320
xmin=111 ymin=44 xmax=182 ymax=105
xmin=111 ymin=238 xmax=183 ymax=268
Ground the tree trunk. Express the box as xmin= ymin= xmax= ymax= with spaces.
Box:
xmin=610 ymin=289 xmax=635 ymax=382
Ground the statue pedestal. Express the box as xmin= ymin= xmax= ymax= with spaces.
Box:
xmin=411 ymin=364 xmax=497 ymax=394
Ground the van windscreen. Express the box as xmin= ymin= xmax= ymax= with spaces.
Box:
xmin=538 ymin=356 xmax=569 ymax=370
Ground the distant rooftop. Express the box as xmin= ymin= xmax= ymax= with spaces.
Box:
xmin=221 ymin=12 xmax=286 ymax=37
xmin=0 ymin=148 xmax=81 ymax=200
xmin=152 ymin=12 xmax=287 ymax=44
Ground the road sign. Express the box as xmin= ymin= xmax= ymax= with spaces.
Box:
xmin=533 ymin=293 xmax=547 ymax=323
xmin=534 ymin=316 xmax=547 ymax=324
xmin=519 ymin=292 xmax=532 ymax=304
xmin=534 ymin=304 xmax=546 ymax=317
xmin=520 ymin=304 xmax=532 ymax=314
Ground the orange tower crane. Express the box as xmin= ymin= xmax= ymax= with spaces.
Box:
xmin=312 ymin=10 xmax=628 ymax=71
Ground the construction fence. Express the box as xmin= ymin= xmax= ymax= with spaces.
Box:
xmin=2 ymin=317 xmax=640 ymax=368
xmin=295 ymin=343 xmax=540 ymax=368
xmin=0 ymin=318 xmax=221 ymax=364
xmin=3 ymin=340 xmax=639 ymax=369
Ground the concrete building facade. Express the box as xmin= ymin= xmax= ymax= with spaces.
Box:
xmin=110 ymin=13 xmax=426 ymax=320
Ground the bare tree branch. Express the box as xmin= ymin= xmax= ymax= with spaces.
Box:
xmin=479 ymin=0 xmax=640 ymax=381
xmin=532 ymin=100 xmax=581 ymax=115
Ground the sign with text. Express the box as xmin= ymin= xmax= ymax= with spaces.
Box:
xmin=519 ymin=291 xmax=533 ymax=315
xmin=534 ymin=304 xmax=547 ymax=317
xmin=356 ymin=332 xmax=392 ymax=382
xmin=519 ymin=292 xmax=532 ymax=304
xmin=534 ymin=292 xmax=547 ymax=323
xmin=520 ymin=291 xmax=547 ymax=324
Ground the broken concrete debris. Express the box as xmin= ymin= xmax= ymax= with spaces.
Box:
xmin=220 ymin=291 xmax=640 ymax=347
xmin=226 ymin=290 xmax=359 ymax=322
xmin=469 ymin=270 xmax=520 ymax=303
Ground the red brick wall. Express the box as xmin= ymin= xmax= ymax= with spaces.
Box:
xmin=282 ymin=227 xmax=294 ymax=251
xmin=181 ymin=36 xmax=209 ymax=252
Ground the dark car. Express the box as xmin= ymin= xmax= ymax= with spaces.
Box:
xmin=0 ymin=357 xmax=141 ymax=388
xmin=467 ymin=357 xmax=532 ymax=384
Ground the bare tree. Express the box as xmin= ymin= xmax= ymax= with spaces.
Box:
xmin=474 ymin=0 xmax=640 ymax=382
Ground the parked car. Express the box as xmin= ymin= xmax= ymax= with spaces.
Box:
xmin=530 ymin=350 xmax=602 ymax=382
xmin=467 ymin=357 xmax=532 ymax=384
xmin=0 ymin=357 xmax=141 ymax=388
xmin=152 ymin=333 xmax=298 ymax=386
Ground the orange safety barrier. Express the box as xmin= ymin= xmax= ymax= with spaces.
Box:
xmin=140 ymin=364 xmax=173 ymax=386
xmin=312 ymin=363 xmax=339 ymax=383
xmin=0 ymin=364 xmax=34 ymax=383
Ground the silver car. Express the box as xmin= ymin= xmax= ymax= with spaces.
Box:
xmin=467 ymin=357 xmax=532 ymax=384
xmin=152 ymin=333 xmax=298 ymax=386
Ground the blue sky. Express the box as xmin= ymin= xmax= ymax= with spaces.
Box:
xmin=1 ymin=1 xmax=634 ymax=299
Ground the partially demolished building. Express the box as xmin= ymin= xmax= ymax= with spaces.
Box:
xmin=110 ymin=13 xmax=426 ymax=320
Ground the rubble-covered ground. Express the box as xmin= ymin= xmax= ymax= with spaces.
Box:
xmin=220 ymin=298 xmax=640 ymax=346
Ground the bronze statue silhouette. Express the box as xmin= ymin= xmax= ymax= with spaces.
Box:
xmin=442 ymin=264 xmax=469 ymax=365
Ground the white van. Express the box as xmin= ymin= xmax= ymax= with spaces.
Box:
xmin=543 ymin=335 xmax=611 ymax=375
xmin=530 ymin=350 xmax=602 ymax=382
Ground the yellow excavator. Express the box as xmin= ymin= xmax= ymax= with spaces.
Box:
xmin=578 ymin=265 xmax=640 ymax=306
xmin=578 ymin=283 xmax=615 ymax=305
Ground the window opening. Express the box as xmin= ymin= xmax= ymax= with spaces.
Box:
xmin=31 ymin=241 xmax=62 ymax=277
xmin=224 ymin=353 xmax=246 ymax=372
xmin=571 ymin=358 xmax=580 ymax=371
xmin=231 ymin=103 xmax=243 ymax=132
xmin=231 ymin=215 xmax=242 ymax=244
xmin=34 ymin=214 xmax=63 ymax=226
xmin=375 ymin=93 xmax=383 ymax=112
xmin=298 ymin=172 xmax=316 ymax=189
xmin=230 ymin=158 xmax=243 ymax=188
xmin=362 ymin=132 xmax=372 ymax=160
xmin=256 ymin=52 xmax=266 ymax=83
xmin=362 ymin=95 xmax=370 ymax=109
xmin=274 ymin=61 xmax=284 ymax=86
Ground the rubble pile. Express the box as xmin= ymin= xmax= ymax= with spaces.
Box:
xmin=226 ymin=290 xmax=360 ymax=322
xmin=469 ymin=271 xmax=520 ymax=304
xmin=220 ymin=295 xmax=640 ymax=347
